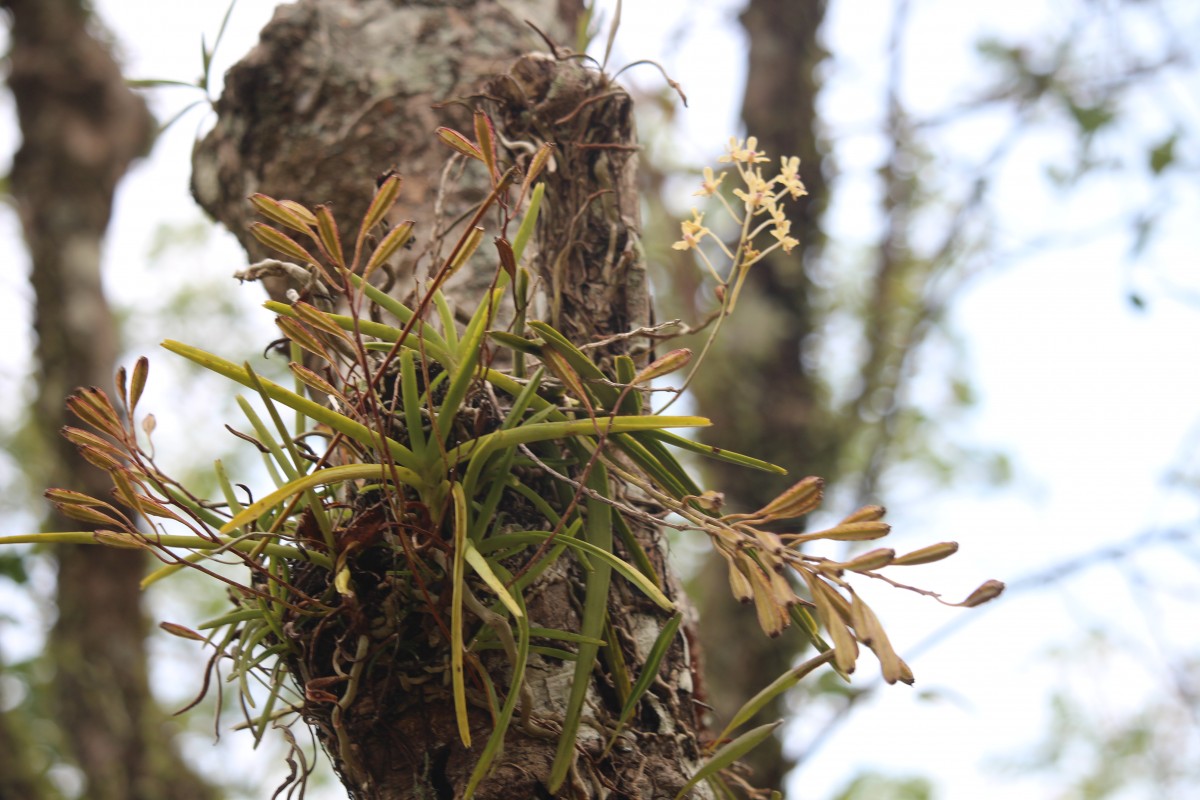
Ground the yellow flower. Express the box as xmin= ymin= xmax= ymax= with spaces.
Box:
xmin=768 ymin=200 xmax=788 ymax=227
xmin=693 ymin=166 xmax=726 ymax=197
xmin=672 ymin=208 xmax=711 ymax=251
xmin=719 ymin=136 xmax=771 ymax=165
xmin=733 ymin=169 xmax=771 ymax=210
xmin=717 ymin=137 xmax=738 ymax=164
xmin=771 ymin=222 xmax=800 ymax=254
xmin=776 ymin=155 xmax=807 ymax=200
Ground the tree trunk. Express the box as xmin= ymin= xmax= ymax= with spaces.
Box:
xmin=689 ymin=0 xmax=832 ymax=793
xmin=0 ymin=643 xmax=54 ymax=800
xmin=192 ymin=2 xmax=709 ymax=797
xmin=192 ymin=0 xmax=584 ymax=306
xmin=5 ymin=1 xmax=217 ymax=798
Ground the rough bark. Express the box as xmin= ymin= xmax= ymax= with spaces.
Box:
xmin=689 ymin=0 xmax=832 ymax=793
xmin=192 ymin=2 xmax=708 ymax=797
xmin=5 ymin=1 xmax=217 ymax=798
xmin=487 ymin=53 xmax=652 ymax=366
xmin=192 ymin=0 xmax=584 ymax=308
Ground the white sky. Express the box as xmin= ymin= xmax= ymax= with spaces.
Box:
xmin=3 ymin=1 xmax=1200 ymax=798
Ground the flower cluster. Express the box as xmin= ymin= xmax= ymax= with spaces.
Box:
xmin=652 ymin=137 xmax=813 ymax=414
xmin=673 ymin=137 xmax=807 ymax=313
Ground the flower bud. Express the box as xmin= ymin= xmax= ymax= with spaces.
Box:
xmin=957 ymin=579 xmax=1005 ymax=608
xmin=891 ymin=541 xmax=958 ymax=566
xmin=633 ymin=348 xmax=692 ymax=384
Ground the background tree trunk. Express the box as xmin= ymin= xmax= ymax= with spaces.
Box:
xmin=4 ymin=1 xmax=217 ymax=798
xmin=192 ymin=2 xmax=710 ymax=797
xmin=0 ymin=641 xmax=54 ymax=800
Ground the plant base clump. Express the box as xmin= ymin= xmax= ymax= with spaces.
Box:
xmin=16 ymin=119 xmax=1003 ymax=799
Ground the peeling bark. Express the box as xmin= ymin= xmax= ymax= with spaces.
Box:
xmin=4 ymin=1 xmax=217 ymax=798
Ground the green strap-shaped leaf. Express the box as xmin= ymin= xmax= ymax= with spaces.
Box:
xmin=0 ymin=532 xmax=331 ymax=571
xmin=253 ymin=658 xmax=289 ymax=745
xmin=644 ymin=429 xmax=787 ymax=475
xmin=548 ymin=463 xmax=613 ymax=793
xmin=450 ymin=481 xmax=472 ymax=747
xmin=399 ymin=349 xmax=428 ymax=462
xmin=605 ymin=615 xmax=632 ymax=710
xmin=613 ymin=510 xmax=660 ymax=587
xmin=433 ymin=289 xmax=460 ymax=352
xmin=197 ymin=608 xmax=267 ymax=630
xmin=716 ymin=650 xmax=836 ymax=743
xmin=163 ymin=340 xmax=422 ymax=475
xmin=674 ymin=722 xmax=783 ymax=800
xmin=613 ymin=355 xmax=643 ymax=416
xmin=527 ymin=628 xmax=606 ymax=646
xmin=611 ymin=430 xmax=697 ymax=499
xmin=512 ymin=268 xmax=533 ymax=378
xmin=511 ymin=182 xmax=544 ymax=265
xmin=241 ymin=367 xmax=335 ymax=548
xmin=479 ymin=365 xmax=709 ymax=502
xmin=214 ymin=458 xmax=246 ymax=516
xmin=478 ymin=532 xmax=677 ymax=612
xmin=487 ymin=330 xmax=544 ymax=356
xmin=466 ymin=369 xmax=546 ymax=540
xmin=605 ymin=613 xmax=682 ymax=754
xmin=464 ymin=562 xmax=530 ymax=798
xmin=446 ymin=415 xmax=709 ymax=467
xmin=437 ymin=286 xmax=506 ymax=447
xmin=463 ymin=542 xmax=522 ymax=619
xmin=219 ymin=463 xmax=424 ymax=535
xmin=343 ymin=273 xmax=454 ymax=360
xmin=528 ymin=320 xmax=619 ymax=409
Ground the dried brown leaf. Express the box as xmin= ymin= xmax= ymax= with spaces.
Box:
xmin=363 ymin=220 xmax=414 ymax=279
xmin=359 ymin=173 xmax=402 ymax=238
xmin=250 ymin=194 xmax=315 ymax=234
xmin=275 ymin=317 xmax=331 ymax=361
xmin=314 ymin=205 xmax=345 ymax=269
xmin=159 ymin=621 xmax=207 ymax=642
xmin=248 ymin=223 xmax=326 ymax=279
xmin=435 ymin=126 xmax=483 ymax=161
